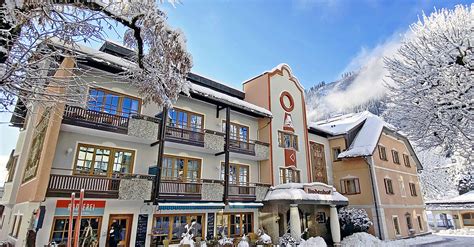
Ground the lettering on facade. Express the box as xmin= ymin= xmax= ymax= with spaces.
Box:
xmin=303 ymin=184 xmax=333 ymax=195
xmin=55 ymin=200 xmax=106 ymax=216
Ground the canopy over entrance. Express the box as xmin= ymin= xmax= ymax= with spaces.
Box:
xmin=264 ymin=182 xmax=348 ymax=206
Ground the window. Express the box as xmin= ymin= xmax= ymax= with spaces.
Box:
xmin=5 ymin=154 xmax=18 ymax=183
xmin=13 ymin=215 xmax=21 ymax=238
xmin=417 ymin=215 xmax=424 ymax=231
xmin=168 ymin=108 xmax=204 ymax=132
xmin=409 ymin=183 xmax=417 ymax=197
xmin=88 ymin=88 xmax=141 ymax=117
xmin=223 ymin=122 xmax=249 ymax=142
xmin=384 ymin=178 xmax=394 ymax=195
xmin=392 ymin=216 xmax=401 ymax=235
xmin=9 ymin=215 xmax=17 ymax=236
xmin=216 ymin=213 xmax=253 ymax=237
xmin=278 ymin=131 xmax=298 ymax=150
xmin=403 ymin=154 xmax=411 ymax=167
xmin=378 ymin=145 xmax=387 ymax=161
xmin=340 ymin=178 xmax=361 ymax=195
xmin=221 ymin=163 xmax=249 ymax=185
xmin=50 ymin=217 xmax=101 ymax=245
xmin=392 ymin=150 xmax=400 ymax=164
xmin=74 ymin=143 xmax=135 ymax=177
xmin=161 ymin=155 xmax=201 ymax=182
xmin=406 ymin=214 xmax=413 ymax=230
xmin=152 ymin=214 xmax=203 ymax=244
xmin=462 ymin=213 xmax=474 ymax=226
xmin=279 ymin=168 xmax=300 ymax=183
xmin=332 ymin=147 xmax=341 ymax=161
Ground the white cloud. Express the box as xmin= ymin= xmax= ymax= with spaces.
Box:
xmin=321 ymin=32 xmax=404 ymax=113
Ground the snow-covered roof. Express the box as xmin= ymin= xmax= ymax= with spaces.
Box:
xmin=48 ymin=38 xmax=136 ymax=70
xmin=426 ymin=191 xmax=474 ymax=205
xmin=310 ymin=111 xmax=394 ymax=158
xmin=189 ymin=83 xmax=272 ymax=117
xmin=264 ymin=182 xmax=348 ymax=205
xmin=310 ymin=111 xmax=372 ymax=136
xmin=242 ymin=63 xmax=304 ymax=91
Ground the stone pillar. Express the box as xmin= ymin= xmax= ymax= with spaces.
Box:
xmin=330 ymin=205 xmax=341 ymax=246
xmin=289 ymin=204 xmax=301 ymax=242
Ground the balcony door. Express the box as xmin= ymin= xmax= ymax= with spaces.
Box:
xmin=74 ymin=143 xmax=135 ymax=177
xmin=223 ymin=122 xmax=250 ymax=150
xmin=161 ymin=155 xmax=201 ymax=182
xmin=310 ymin=142 xmax=328 ymax=183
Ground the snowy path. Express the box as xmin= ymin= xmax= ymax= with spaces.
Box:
xmin=411 ymin=236 xmax=474 ymax=246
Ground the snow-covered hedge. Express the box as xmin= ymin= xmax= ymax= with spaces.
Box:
xmin=341 ymin=232 xmax=383 ymax=247
xmin=299 ymin=237 xmax=327 ymax=247
xmin=339 ymin=207 xmax=373 ymax=238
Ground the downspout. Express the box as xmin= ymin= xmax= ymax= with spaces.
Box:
xmin=153 ymin=107 xmax=168 ymax=205
xmin=364 ymin=156 xmax=383 ymax=240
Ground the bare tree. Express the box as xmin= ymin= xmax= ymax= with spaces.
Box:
xmin=384 ymin=4 xmax=473 ymax=163
xmin=0 ymin=0 xmax=192 ymax=112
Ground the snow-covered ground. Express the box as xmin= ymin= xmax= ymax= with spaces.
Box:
xmin=341 ymin=232 xmax=474 ymax=247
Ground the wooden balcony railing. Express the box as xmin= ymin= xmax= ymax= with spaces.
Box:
xmin=228 ymin=183 xmax=256 ymax=201
xmin=165 ymin=125 xmax=205 ymax=146
xmin=63 ymin=105 xmax=129 ymax=133
xmin=158 ymin=180 xmax=202 ymax=200
xmin=47 ymin=174 xmax=122 ymax=198
xmin=229 ymin=139 xmax=256 ymax=155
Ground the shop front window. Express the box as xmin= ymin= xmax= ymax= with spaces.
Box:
xmin=50 ymin=217 xmax=101 ymax=246
xmin=152 ymin=214 xmax=203 ymax=244
xmin=216 ymin=213 xmax=253 ymax=237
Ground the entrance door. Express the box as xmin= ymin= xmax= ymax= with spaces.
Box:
xmin=107 ymin=214 xmax=133 ymax=247
xmin=310 ymin=142 xmax=328 ymax=183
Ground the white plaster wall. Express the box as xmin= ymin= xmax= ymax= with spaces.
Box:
xmin=5 ymin=201 xmax=40 ymax=246
xmin=307 ymin=133 xmax=334 ymax=185
xmin=51 ymin=131 xmax=159 ymax=175
xmin=268 ymin=71 xmax=310 ymax=184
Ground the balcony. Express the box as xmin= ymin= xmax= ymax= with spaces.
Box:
xmin=46 ymin=173 xmax=154 ymax=199
xmin=228 ymin=183 xmax=257 ymax=201
xmin=158 ymin=180 xmax=203 ymax=201
xmin=165 ymin=126 xmax=205 ymax=146
xmin=62 ymin=105 xmax=160 ymax=142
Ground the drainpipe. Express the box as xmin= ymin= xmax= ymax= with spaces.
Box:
xmin=364 ymin=156 xmax=383 ymax=240
xmin=153 ymin=107 xmax=168 ymax=205
xmin=223 ymin=107 xmax=231 ymax=204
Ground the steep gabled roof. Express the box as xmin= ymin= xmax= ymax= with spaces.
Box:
xmin=310 ymin=111 xmax=422 ymax=170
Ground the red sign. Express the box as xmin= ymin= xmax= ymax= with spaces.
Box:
xmin=55 ymin=200 xmax=105 ymax=216
xmin=285 ymin=149 xmax=297 ymax=167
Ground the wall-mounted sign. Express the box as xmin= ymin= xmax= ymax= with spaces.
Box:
xmin=135 ymin=214 xmax=148 ymax=247
xmin=285 ymin=149 xmax=297 ymax=167
xmin=207 ymin=213 xmax=215 ymax=240
xmin=54 ymin=200 xmax=106 ymax=216
xmin=304 ymin=184 xmax=333 ymax=195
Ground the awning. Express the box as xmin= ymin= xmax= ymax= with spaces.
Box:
xmin=157 ymin=202 xmax=225 ymax=211
xmin=264 ymin=182 xmax=349 ymax=206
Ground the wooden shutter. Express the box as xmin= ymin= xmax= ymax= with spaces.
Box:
xmin=354 ymin=178 xmax=360 ymax=193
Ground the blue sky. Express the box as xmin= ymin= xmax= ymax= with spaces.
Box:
xmin=158 ymin=0 xmax=470 ymax=89
xmin=0 ymin=0 xmax=470 ymax=182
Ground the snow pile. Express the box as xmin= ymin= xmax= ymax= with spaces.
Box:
xmin=189 ymin=83 xmax=272 ymax=117
xmin=299 ymin=237 xmax=327 ymax=247
xmin=264 ymin=182 xmax=348 ymax=203
xmin=438 ymin=228 xmax=474 ymax=236
xmin=385 ymin=235 xmax=445 ymax=246
xmin=341 ymin=232 xmax=383 ymax=247
xmin=426 ymin=190 xmax=474 ymax=204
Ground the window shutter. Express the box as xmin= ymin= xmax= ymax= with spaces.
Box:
xmin=340 ymin=180 xmax=346 ymax=194
xmin=355 ymin=178 xmax=360 ymax=193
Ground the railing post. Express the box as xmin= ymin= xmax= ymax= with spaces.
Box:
xmin=153 ymin=107 xmax=168 ymax=205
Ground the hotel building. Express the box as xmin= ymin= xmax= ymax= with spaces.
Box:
xmin=0 ymin=41 xmax=426 ymax=246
